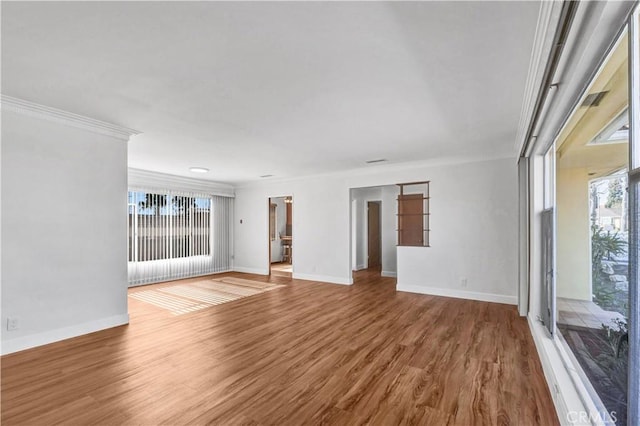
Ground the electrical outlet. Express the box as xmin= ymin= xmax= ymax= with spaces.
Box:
xmin=6 ymin=317 xmax=19 ymax=331
xmin=460 ymin=278 xmax=468 ymax=288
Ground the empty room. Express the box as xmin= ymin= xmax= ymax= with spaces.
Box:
xmin=2 ymin=1 xmax=640 ymax=425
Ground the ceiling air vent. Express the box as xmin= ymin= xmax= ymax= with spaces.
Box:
xmin=365 ymin=159 xmax=388 ymax=164
xmin=259 ymin=174 xmax=274 ymax=178
xmin=581 ymin=91 xmax=608 ymax=107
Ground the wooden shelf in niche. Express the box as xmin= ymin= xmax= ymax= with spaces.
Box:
xmin=396 ymin=181 xmax=430 ymax=247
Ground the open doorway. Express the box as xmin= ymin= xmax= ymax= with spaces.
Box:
xmin=350 ymin=185 xmax=398 ymax=282
xmin=269 ymin=196 xmax=293 ymax=277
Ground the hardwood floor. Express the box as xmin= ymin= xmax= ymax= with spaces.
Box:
xmin=270 ymin=262 xmax=293 ymax=278
xmin=1 ymin=270 xmax=558 ymax=425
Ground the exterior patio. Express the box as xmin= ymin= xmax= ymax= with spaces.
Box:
xmin=558 ymin=297 xmax=626 ymax=330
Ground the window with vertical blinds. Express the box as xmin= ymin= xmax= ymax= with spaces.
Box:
xmin=127 ymin=189 xmax=232 ymax=286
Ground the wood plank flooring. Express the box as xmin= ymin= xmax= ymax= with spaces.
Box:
xmin=1 ymin=270 xmax=558 ymax=425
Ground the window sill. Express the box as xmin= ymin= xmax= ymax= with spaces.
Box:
xmin=528 ymin=315 xmax=611 ymax=425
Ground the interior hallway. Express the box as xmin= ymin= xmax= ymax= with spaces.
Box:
xmin=1 ymin=271 xmax=557 ymax=425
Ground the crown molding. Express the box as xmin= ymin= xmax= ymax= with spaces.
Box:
xmin=128 ymin=168 xmax=235 ymax=198
xmin=514 ymin=1 xmax=564 ymax=157
xmin=0 ymin=95 xmax=140 ymax=141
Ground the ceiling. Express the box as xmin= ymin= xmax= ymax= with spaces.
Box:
xmin=2 ymin=1 xmax=540 ymax=184
xmin=556 ymin=33 xmax=628 ymax=178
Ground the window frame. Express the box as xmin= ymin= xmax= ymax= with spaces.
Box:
xmin=627 ymin=5 xmax=640 ymax=425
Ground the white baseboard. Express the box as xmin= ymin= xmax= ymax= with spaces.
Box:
xmin=381 ymin=270 xmax=397 ymax=278
xmin=1 ymin=313 xmax=129 ymax=355
xmin=396 ymin=283 xmax=517 ymax=305
xmin=233 ymin=266 xmax=269 ymax=276
xmin=293 ymin=272 xmax=353 ymax=286
xmin=353 ymin=264 xmax=366 ymax=271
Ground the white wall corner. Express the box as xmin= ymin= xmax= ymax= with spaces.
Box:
xmin=1 ymin=314 xmax=129 ymax=356
xmin=381 ymin=270 xmax=397 ymax=278
xmin=396 ymin=283 xmax=517 ymax=306
xmin=292 ymin=273 xmax=353 ymax=286
xmin=0 ymin=95 xmax=140 ymax=141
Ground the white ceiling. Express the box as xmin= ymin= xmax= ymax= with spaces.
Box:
xmin=2 ymin=1 xmax=540 ymax=184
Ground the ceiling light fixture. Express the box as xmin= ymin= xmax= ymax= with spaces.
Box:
xmin=189 ymin=167 xmax=209 ymax=173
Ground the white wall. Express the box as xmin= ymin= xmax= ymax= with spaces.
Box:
xmin=234 ymin=179 xmax=351 ymax=282
xmin=556 ymin=167 xmax=591 ymax=300
xmin=381 ymin=185 xmax=399 ymax=277
xmin=1 ymin=109 xmax=130 ymax=355
xmin=396 ymin=159 xmax=519 ymax=305
xmin=234 ymin=157 xmax=518 ymax=300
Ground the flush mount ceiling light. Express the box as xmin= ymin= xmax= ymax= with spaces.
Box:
xmin=189 ymin=167 xmax=209 ymax=173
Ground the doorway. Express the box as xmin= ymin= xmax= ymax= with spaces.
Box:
xmin=269 ymin=196 xmax=293 ymax=277
xmin=367 ymin=201 xmax=381 ymax=270
xmin=349 ymin=185 xmax=398 ymax=282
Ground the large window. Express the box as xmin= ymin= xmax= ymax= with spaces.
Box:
xmin=522 ymin=3 xmax=639 ymax=424
xmin=552 ymin=18 xmax=638 ymax=423
xmin=128 ymin=191 xmax=212 ymax=262
xmin=127 ymin=189 xmax=233 ymax=286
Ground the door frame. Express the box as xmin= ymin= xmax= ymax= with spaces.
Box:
xmin=267 ymin=197 xmax=273 ymax=276
xmin=267 ymin=195 xmax=293 ymax=276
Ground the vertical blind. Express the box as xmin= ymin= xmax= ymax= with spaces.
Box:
xmin=127 ymin=188 xmax=233 ymax=286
